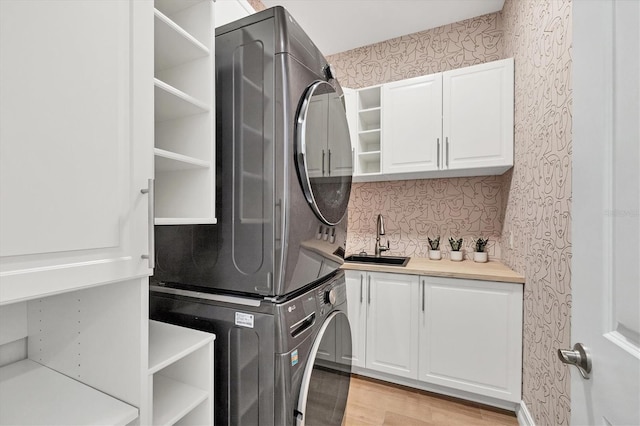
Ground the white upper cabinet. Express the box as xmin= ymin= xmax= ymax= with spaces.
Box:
xmin=349 ymin=58 xmax=514 ymax=182
xmin=382 ymin=74 xmax=443 ymax=174
xmin=0 ymin=0 xmax=154 ymax=304
xmin=443 ymin=58 xmax=514 ymax=172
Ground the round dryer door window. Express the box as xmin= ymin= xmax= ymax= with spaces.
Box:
xmin=296 ymin=81 xmax=353 ymax=225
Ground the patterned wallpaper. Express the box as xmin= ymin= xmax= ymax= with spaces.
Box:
xmin=501 ymin=0 xmax=573 ymax=424
xmin=327 ymin=12 xmax=503 ymax=88
xmin=347 ymin=178 xmax=504 ymax=260
xmin=326 ymin=13 xmax=507 ymax=260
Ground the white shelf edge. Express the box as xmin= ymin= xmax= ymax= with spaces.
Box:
xmin=358 ymin=151 xmax=381 ymax=157
xmin=149 ymin=320 xmax=215 ymax=374
xmin=359 ymin=106 xmax=382 ymax=113
xmin=154 ymin=8 xmax=209 ymax=56
xmin=155 ymin=217 xmax=217 ymax=225
xmin=154 ymin=0 xmax=208 ymax=16
xmin=154 ymin=148 xmax=211 ymax=170
xmin=152 ymin=374 xmax=209 ymax=426
xmin=154 ymin=78 xmax=209 ymax=120
xmin=358 ymin=129 xmax=381 ymax=135
xmin=0 ymin=359 xmax=138 ymax=426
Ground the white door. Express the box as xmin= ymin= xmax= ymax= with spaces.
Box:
xmin=443 ymin=58 xmax=513 ymax=170
xmin=0 ymin=0 xmax=154 ymax=304
xmin=365 ymin=272 xmax=419 ymax=379
xmin=382 ymin=74 xmax=443 ymax=174
xmin=571 ymin=1 xmax=640 ymax=425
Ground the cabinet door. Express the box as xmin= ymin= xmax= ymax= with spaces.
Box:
xmin=342 ymin=270 xmax=366 ymax=368
xmin=366 ymin=272 xmax=419 ymax=378
xmin=418 ymin=277 xmax=523 ymax=402
xmin=0 ymin=0 xmax=154 ymax=304
xmin=382 ymin=74 xmax=443 ymax=174
xmin=443 ymin=58 xmax=514 ymax=171
xmin=303 ymin=96 xmax=328 ymax=178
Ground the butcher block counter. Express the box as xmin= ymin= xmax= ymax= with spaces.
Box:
xmin=341 ymin=256 xmax=524 ymax=284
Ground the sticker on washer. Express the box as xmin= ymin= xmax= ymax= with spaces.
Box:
xmin=291 ymin=349 xmax=299 ymax=366
xmin=235 ymin=312 xmax=254 ymax=328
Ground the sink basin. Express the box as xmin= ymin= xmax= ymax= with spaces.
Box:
xmin=344 ymin=255 xmax=410 ymax=267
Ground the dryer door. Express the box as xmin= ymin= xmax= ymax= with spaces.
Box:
xmin=296 ymin=310 xmax=352 ymax=426
xmin=296 ymin=81 xmax=353 ymax=225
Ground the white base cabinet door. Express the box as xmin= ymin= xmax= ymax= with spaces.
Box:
xmin=0 ymin=0 xmax=154 ymax=305
xmin=365 ymin=272 xmax=419 ymax=379
xmin=344 ymin=270 xmax=367 ymax=368
xmin=418 ymin=276 xmax=523 ymax=402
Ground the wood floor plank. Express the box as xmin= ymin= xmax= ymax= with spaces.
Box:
xmin=343 ymin=375 xmax=518 ymax=426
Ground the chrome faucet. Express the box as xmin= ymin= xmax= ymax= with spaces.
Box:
xmin=374 ymin=214 xmax=390 ymax=257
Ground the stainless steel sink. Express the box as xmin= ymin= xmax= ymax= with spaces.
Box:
xmin=344 ymin=255 xmax=410 ymax=267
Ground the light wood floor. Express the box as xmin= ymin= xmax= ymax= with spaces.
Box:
xmin=343 ymin=375 xmax=518 ymax=426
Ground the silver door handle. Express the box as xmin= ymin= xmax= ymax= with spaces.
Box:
xmin=322 ymin=149 xmax=326 ymax=175
xmin=558 ymin=343 xmax=592 ymax=379
xmin=360 ymin=274 xmax=363 ymax=304
xmin=436 ymin=138 xmax=440 ymax=168
xmin=328 ymin=149 xmax=332 ymax=176
xmin=445 ymin=136 xmax=449 ymax=167
xmin=140 ymin=178 xmax=155 ymax=269
xmin=367 ymin=275 xmax=371 ymax=305
xmin=422 ymin=280 xmax=425 ymax=312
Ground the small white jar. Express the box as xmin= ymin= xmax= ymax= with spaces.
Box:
xmin=429 ymin=249 xmax=441 ymax=260
xmin=450 ymin=251 xmax=463 ymax=261
xmin=473 ymin=252 xmax=488 ymax=263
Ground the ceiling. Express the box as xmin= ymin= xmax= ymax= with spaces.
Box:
xmin=261 ymin=0 xmax=505 ymax=56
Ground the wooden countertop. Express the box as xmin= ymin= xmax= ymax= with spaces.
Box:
xmin=341 ymin=256 xmax=525 ymax=284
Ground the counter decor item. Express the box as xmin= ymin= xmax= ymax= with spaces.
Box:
xmin=473 ymin=237 xmax=489 ymax=263
xmin=428 ymin=236 xmax=441 ymax=260
xmin=448 ymin=237 xmax=464 ymax=261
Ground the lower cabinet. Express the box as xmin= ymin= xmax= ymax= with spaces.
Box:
xmin=344 ymin=270 xmax=523 ymax=407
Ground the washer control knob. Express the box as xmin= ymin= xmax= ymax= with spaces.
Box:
xmin=324 ymin=288 xmax=337 ymax=305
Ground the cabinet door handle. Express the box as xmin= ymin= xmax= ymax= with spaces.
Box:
xmin=360 ymin=274 xmax=363 ymax=304
xmin=422 ymin=280 xmax=425 ymax=312
xmin=328 ymin=149 xmax=332 ymax=176
xmin=367 ymin=275 xmax=371 ymax=305
xmin=140 ymin=178 xmax=155 ymax=269
xmin=436 ymin=138 xmax=440 ymax=168
xmin=322 ymin=149 xmax=326 ymax=176
xmin=445 ymin=137 xmax=449 ymax=167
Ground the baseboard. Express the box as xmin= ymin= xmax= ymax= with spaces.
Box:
xmin=517 ymin=400 xmax=535 ymax=426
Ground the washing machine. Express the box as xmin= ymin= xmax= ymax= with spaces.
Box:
xmin=149 ymin=270 xmax=352 ymax=426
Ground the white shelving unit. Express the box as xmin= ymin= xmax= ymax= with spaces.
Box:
xmin=355 ymin=86 xmax=382 ymax=176
xmin=149 ymin=320 xmax=215 ymax=426
xmin=154 ymin=0 xmax=216 ymax=224
xmin=0 ymin=359 xmax=138 ymax=426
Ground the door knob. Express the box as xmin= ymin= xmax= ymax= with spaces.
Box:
xmin=557 ymin=343 xmax=592 ymax=379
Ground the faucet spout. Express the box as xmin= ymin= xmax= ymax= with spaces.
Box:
xmin=377 ymin=214 xmax=385 ymax=236
xmin=375 ymin=214 xmax=389 ymax=257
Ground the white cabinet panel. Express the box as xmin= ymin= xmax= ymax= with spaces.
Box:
xmin=418 ymin=276 xmax=522 ymax=402
xmin=0 ymin=0 xmax=153 ymax=305
xmin=443 ymin=58 xmax=514 ymax=171
xmin=366 ymin=272 xmax=419 ymax=379
xmin=215 ymin=0 xmax=253 ymax=27
xmin=382 ymin=74 xmax=443 ymax=174
xmin=344 ymin=270 xmax=366 ymax=368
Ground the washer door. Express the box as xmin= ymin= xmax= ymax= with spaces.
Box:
xmin=296 ymin=311 xmax=352 ymax=426
xmin=295 ymin=81 xmax=353 ymax=225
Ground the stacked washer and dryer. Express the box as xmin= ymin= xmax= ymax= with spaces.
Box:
xmin=150 ymin=7 xmax=354 ymax=426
